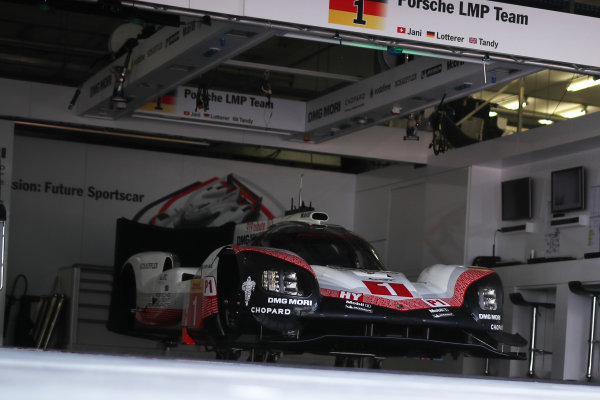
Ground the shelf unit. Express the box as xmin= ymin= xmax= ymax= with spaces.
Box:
xmin=57 ymin=264 xmax=158 ymax=352
xmin=550 ymin=214 xmax=589 ymax=228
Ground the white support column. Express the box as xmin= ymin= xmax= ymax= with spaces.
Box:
xmin=0 ymin=120 xmax=15 ymax=346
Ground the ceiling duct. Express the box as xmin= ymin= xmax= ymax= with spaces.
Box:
xmin=76 ymin=20 xmax=276 ymax=119
xmin=301 ymin=57 xmax=540 ymax=143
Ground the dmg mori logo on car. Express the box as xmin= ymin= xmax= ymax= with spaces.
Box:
xmin=329 ymin=0 xmax=387 ymax=30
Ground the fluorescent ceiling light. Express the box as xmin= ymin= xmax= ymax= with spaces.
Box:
xmin=538 ymin=118 xmax=553 ymax=125
xmin=501 ymin=100 xmax=526 ymax=110
xmin=567 ymin=77 xmax=600 ymax=92
xmin=560 ymin=108 xmax=587 ymax=118
xmin=488 ymin=110 xmax=498 ymax=117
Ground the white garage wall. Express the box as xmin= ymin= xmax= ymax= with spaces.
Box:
xmin=355 ymin=165 xmax=469 ymax=279
xmin=465 ymin=148 xmax=600 ymax=264
xmin=7 ymin=134 xmax=356 ymax=297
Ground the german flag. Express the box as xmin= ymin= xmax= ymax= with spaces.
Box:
xmin=329 ymin=0 xmax=387 ymax=30
xmin=139 ymin=94 xmax=177 ymax=114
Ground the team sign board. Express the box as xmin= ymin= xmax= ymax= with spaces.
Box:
xmin=138 ymin=1 xmax=600 ymax=68
xmin=136 ymin=86 xmax=306 ymax=132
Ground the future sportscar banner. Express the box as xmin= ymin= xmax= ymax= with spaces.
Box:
xmin=135 ymin=86 xmax=306 ymax=132
xmin=135 ymin=1 xmax=600 ymax=68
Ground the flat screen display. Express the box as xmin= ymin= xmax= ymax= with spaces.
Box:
xmin=501 ymin=177 xmax=533 ymax=221
xmin=551 ymin=166 xmax=585 ymax=214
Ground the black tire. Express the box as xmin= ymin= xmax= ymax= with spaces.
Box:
xmin=118 ymin=265 xmax=137 ymax=331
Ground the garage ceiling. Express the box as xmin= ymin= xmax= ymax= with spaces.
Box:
xmin=2 ymin=0 xmax=600 ymax=171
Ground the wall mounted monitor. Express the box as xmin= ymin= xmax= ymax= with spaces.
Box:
xmin=501 ymin=177 xmax=533 ymax=221
xmin=551 ymin=166 xmax=585 ymax=214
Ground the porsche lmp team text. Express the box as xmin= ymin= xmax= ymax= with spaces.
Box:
xmin=12 ymin=179 xmax=145 ymax=202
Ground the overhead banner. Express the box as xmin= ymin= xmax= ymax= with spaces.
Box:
xmin=135 ymin=86 xmax=306 ymax=132
xmin=136 ymin=1 xmax=600 ymax=68
xmin=244 ymin=0 xmax=600 ymax=67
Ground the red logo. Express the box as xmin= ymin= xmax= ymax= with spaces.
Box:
xmin=362 ymin=281 xmax=412 ymax=297
xmin=397 ymin=27 xmax=406 ymax=33
xmin=184 ymin=111 xmax=190 ymax=116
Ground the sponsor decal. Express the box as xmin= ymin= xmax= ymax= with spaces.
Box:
xmin=479 ymin=313 xmax=501 ymax=320
xmin=491 ymin=324 xmax=504 ymax=331
xmin=251 ymin=307 xmax=292 ymax=315
xmin=339 ymin=291 xmax=363 ymax=301
xmin=362 ymin=281 xmax=412 ymax=297
xmin=446 ymin=60 xmax=464 ymax=70
xmin=268 ymin=297 xmax=313 ymax=306
xmin=429 ymin=307 xmax=453 ymax=318
xmin=421 ymin=64 xmax=442 ymax=79
xmin=307 ymin=101 xmax=341 ymax=123
xmin=423 ymin=298 xmax=450 ymax=307
xmin=165 ymin=31 xmax=180 ymax=48
xmin=190 ymin=279 xmax=204 ymax=294
xmin=395 ymin=73 xmax=417 ymax=87
xmin=182 ymin=21 xmax=196 ymax=37
xmin=89 ymin=74 xmax=112 ymax=98
xmin=146 ymin=42 xmax=163 ymax=59
xmin=343 ymin=93 xmax=366 ymax=112
xmin=345 ymin=300 xmax=373 ymax=313
xmin=241 ymin=276 xmax=255 ymax=306
xmin=139 ymin=262 xmax=158 ymax=270
xmin=328 ymin=0 xmax=388 ymax=30
xmin=370 ymin=83 xmax=391 ymax=97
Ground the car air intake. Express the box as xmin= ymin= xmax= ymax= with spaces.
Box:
xmin=312 ymin=212 xmax=328 ymax=221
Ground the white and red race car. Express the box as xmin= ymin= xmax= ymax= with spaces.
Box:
xmin=110 ymin=209 xmax=525 ymax=361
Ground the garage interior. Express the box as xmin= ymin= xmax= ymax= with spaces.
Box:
xmin=2 ymin=0 xmax=600 ymax=398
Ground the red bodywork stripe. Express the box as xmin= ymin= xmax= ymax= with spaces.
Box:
xmin=321 ymin=268 xmax=494 ymax=311
xmin=232 ymin=245 xmax=315 ymax=276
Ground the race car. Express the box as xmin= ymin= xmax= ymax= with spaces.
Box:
xmin=112 ymin=208 xmax=525 ymax=361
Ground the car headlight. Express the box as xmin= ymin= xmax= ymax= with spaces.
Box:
xmin=478 ymin=287 xmax=498 ymax=311
xmin=262 ymin=269 xmax=301 ymax=296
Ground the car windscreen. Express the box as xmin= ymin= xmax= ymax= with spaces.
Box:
xmin=255 ymin=226 xmax=384 ymax=271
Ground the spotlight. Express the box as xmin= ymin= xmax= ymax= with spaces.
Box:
xmin=195 ymin=85 xmax=210 ymax=111
xmin=260 ymin=70 xmax=272 ymax=105
xmin=111 ymin=49 xmax=133 ymax=110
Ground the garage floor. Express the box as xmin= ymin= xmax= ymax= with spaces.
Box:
xmin=0 ymin=347 xmax=598 ymax=400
